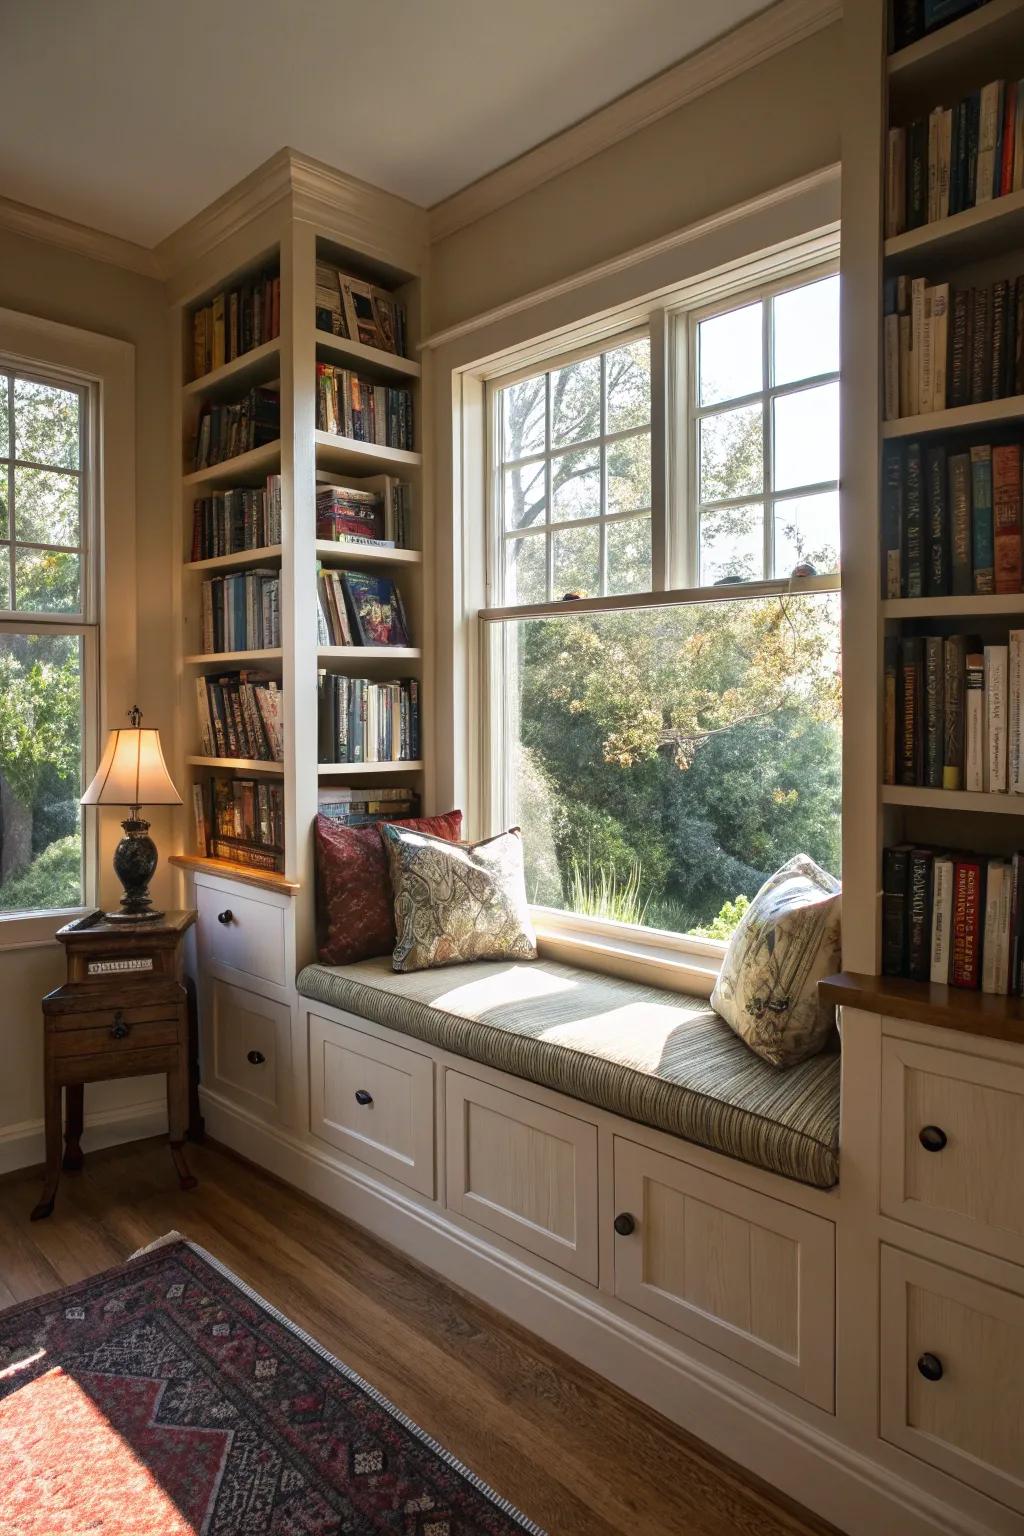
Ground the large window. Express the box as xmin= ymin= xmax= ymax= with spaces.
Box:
xmin=0 ymin=366 xmax=91 ymax=915
xmin=486 ymin=267 xmax=841 ymax=949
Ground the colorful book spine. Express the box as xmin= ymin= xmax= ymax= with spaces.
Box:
xmin=993 ymin=444 xmax=1023 ymax=593
xmin=970 ymin=445 xmax=994 ymax=593
xmin=930 ymin=856 xmax=955 ymax=985
xmin=951 ymin=857 xmax=984 ymax=990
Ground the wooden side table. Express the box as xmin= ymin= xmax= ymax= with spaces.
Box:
xmin=31 ymin=909 xmax=200 ymax=1221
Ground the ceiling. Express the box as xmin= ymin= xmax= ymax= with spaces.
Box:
xmin=1 ymin=0 xmax=770 ymax=248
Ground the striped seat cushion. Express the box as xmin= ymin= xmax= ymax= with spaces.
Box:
xmin=297 ymin=956 xmax=840 ymax=1189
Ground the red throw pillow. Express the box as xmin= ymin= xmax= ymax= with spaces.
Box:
xmin=315 ymin=810 xmax=463 ymax=965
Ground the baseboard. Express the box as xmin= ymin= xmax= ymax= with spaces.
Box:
xmin=0 ymin=1099 xmax=168 ymax=1176
xmin=200 ymin=1090 xmax=1002 ymax=1536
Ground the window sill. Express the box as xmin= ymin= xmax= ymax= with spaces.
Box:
xmin=0 ymin=907 xmax=89 ymax=951
xmin=531 ymin=907 xmax=722 ymax=998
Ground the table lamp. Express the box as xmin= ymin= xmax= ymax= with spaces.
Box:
xmin=80 ymin=706 xmax=182 ymax=922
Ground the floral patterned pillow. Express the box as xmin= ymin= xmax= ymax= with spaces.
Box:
xmin=381 ymin=824 xmax=537 ymax=973
xmin=710 ymin=854 xmax=841 ymax=1068
xmin=315 ymin=811 xmax=462 ymax=966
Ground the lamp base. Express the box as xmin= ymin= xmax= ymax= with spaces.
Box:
xmin=109 ymin=814 xmax=163 ymax=923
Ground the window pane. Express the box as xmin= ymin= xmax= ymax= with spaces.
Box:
xmin=551 ymin=447 xmax=600 ymax=522
xmin=14 ymin=465 xmax=80 ymax=546
xmin=553 ymin=522 xmax=599 ymax=597
xmin=504 ymin=461 xmax=546 ymax=532
xmin=773 ymin=491 xmax=840 ymax=578
xmin=699 ymin=404 xmax=762 ymax=502
xmin=501 ymin=595 xmax=841 ymax=935
xmin=607 ymin=432 xmax=651 ymax=515
xmin=15 ymin=548 xmax=81 ymax=613
xmin=0 ymin=630 xmax=83 ymax=913
xmin=551 ymin=355 xmax=601 ymax=449
xmin=502 ymin=374 xmax=546 ymax=461
xmin=0 ymin=383 xmax=8 ymax=458
xmin=606 ymin=339 xmax=651 ymax=433
xmin=14 ymin=378 xmax=80 ymax=469
xmin=772 ymin=382 xmax=839 ymax=492
xmin=0 ymin=550 xmax=9 ymax=609
xmin=698 ymin=301 xmax=762 ymax=406
xmin=773 ymin=275 xmax=840 ymax=387
xmin=699 ymin=503 xmax=764 ymax=585
xmin=0 ymin=476 xmax=7 ymax=541
xmin=607 ymin=516 xmax=652 ymax=596
xmin=505 ymin=532 xmax=548 ymax=605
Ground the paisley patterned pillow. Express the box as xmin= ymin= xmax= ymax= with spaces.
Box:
xmin=381 ymin=824 xmax=537 ymax=973
xmin=710 ymin=854 xmax=841 ymax=1068
xmin=315 ymin=811 xmax=462 ymax=966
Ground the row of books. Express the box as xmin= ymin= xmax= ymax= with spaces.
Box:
xmin=884 ymin=630 xmax=1024 ymax=791
xmin=886 ymin=79 xmax=1024 ymax=238
xmin=315 ymin=365 xmax=414 ymax=451
xmin=882 ymin=439 xmax=1023 ymax=596
xmin=317 ymin=785 xmax=420 ymax=826
xmin=890 ymin=0 xmax=988 ymax=52
xmin=193 ymin=387 xmax=280 ymax=471
xmin=194 ymin=671 xmax=284 ymax=763
xmin=317 ymin=675 xmax=420 ymax=764
xmin=317 ymin=568 xmax=411 ymax=648
xmin=193 ymin=776 xmax=285 ymax=874
xmin=201 ymin=571 xmax=281 ymax=654
xmin=190 ymin=475 xmax=282 ymax=562
xmin=883 ymin=272 xmax=1024 ymax=420
xmin=316 ymin=475 xmax=411 ymax=548
xmin=190 ymin=269 xmax=280 ymax=381
xmin=314 ymin=259 xmax=408 ymax=357
xmin=883 ymin=843 xmax=1024 ymax=994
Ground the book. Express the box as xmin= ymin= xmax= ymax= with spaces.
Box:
xmin=882 ymin=444 xmax=904 ymax=597
xmin=948 ymin=452 xmax=973 ymax=595
xmin=317 ymin=675 xmax=420 ymax=764
xmin=930 ymin=855 xmax=955 ymax=984
xmin=899 ymin=637 xmax=923 ymax=785
xmin=949 ymin=288 xmax=973 ymax=408
xmin=976 ymin=82 xmax=1003 ymax=203
xmin=924 ymin=444 xmax=948 ymax=594
xmin=985 ymin=643 xmax=1008 ymax=791
xmin=991 ymin=279 xmax=1009 ymax=399
xmin=883 ymin=845 xmax=912 ymax=976
xmin=951 ymin=856 xmax=985 ymax=989
xmin=943 ymin=633 xmax=967 ymax=789
xmin=315 ymin=364 xmax=414 ymax=450
xmin=193 ymin=387 xmax=280 ymax=471
xmin=340 ymin=572 xmax=411 ymax=647
xmin=969 ymin=444 xmax=994 ymax=593
xmin=904 ymin=442 xmax=924 ymax=597
xmin=313 ymin=259 xmax=408 ymax=357
xmin=884 ymin=635 xmax=899 ymax=786
xmin=923 ymin=636 xmax=945 ymax=788
xmin=930 ymin=282 xmax=949 ymax=412
xmin=970 ymin=285 xmax=990 ymax=404
xmin=981 ymin=859 xmax=1012 ymax=994
xmin=1011 ymin=630 xmax=1024 ymax=793
xmin=886 ymin=127 xmax=907 ymax=236
xmin=993 ymin=444 xmax=1023 ymax=592
xmin=964 ymin=647 xmax=986 ymax=791
xmin=191 ymin=782 xmax=207 ymax=855
xmin=190 ymin=268 xmax=279 ymax=381
xmin=907 ymin=847 xmax=934 ymax=981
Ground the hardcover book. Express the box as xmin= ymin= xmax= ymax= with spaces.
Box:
xmin=340 ymin=572 xmax=411 ymax=648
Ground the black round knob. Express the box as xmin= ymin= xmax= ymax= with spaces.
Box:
xmin=919 ymin=1125 xmax=947 ymax=1153
xmin=917 ymin=1352 xmax=943 ymax=1382
xmin=613 ymin=1212 xmax=636 ymax=1237
xmin=217 ymin=909 xmax=234 ymax=925
xmin=109 ymin=1016 xmax=130 ymax=1040
xmin=354 ymin=1089 xmax=374 ymax=1106
xmin=246 ymin=1049 xmax=266 ymax=1066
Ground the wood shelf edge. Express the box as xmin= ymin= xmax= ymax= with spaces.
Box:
xmin=168 ymin=853 xmax=300 ymax=894
xmin=819 ymin=971 xmax=1024 ymax=1044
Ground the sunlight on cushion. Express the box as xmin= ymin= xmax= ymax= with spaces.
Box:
xmin=431 ymin=963 xmax=578 ymax=1015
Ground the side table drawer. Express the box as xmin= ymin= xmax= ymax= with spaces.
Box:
xmin=197 ymin=882 xmax=286 ymax=987
xmin=46 ymin=1001 xmax=179 ymax=1033
xmin=49 ymin=1018 xmax=180 ymax=1058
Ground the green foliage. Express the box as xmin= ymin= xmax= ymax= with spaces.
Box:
xmin=568 ymin=857 xmax=649 ymax=926
xmin=0 ymin=835 xmax=81 ymax=913
xmin=690 ymin=894 xmax=750 ymax=941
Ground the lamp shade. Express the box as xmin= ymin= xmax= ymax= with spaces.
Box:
xmin=81 ymin=727 xmax=182 ymax=808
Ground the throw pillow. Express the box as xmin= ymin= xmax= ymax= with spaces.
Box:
xmin=315 ymin=810 xmax=463 ymax=966
xmin=381 ymin=824 xmax=537 ymax=973
xmin=710 ymin=854 xmax=841 ymax=1068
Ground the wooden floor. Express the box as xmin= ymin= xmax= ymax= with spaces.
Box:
xmin=0 ymin=1136 xmax=839 ymax=1536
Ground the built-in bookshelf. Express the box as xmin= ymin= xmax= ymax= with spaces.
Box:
xmin=167 ymin=165 xmax=428 ymax=963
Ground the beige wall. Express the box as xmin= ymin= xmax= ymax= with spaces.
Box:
xmin=426 ymin=24 xmax=842 ymax=335
xmin=0 ymin=228 xmax=176 ymax=1167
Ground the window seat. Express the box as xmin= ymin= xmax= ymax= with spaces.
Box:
xmin=297 ymin=955 xmax=840 ymax=1190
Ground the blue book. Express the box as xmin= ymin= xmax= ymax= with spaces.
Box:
xmin=924 ymin=0 xmax=979 ymax=27
xmin=970 ymin=445 xmax=994 ymax=594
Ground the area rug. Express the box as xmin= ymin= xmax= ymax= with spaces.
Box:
xmin=0 ymin=1236 xmax=545 ymax=1535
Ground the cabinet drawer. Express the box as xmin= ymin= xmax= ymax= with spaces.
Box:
xmin=881 ymin=1038 xmax=1024 ymax=1266
xmin=881 ymin=1245 xmax=1024 ymax=1512
xmin=197 ymin=882 xmax=286 ymax=987
xmin=445 ymin=1073 xmax=598 ymax=1283
xmin=309 ymin=1013 xmax=434 ymax=1197
xmin=208 ymin=978 xmax=290 ymax=1123
xmin=46 ymin=1001 xmax=179 ymax=1034
xmin=613 ymin=1138 xmax=835 ymax=1410
xmin=49 ymin=1018 xmax=180 ymax=1058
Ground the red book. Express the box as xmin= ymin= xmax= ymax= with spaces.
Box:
xmin=1000 ymin=85 xmax=1017 ymax=198
xmin=951 ymin=858 xmax=985 ymax=990
xmin=993 ymin=445 xmax=1023 ymax=594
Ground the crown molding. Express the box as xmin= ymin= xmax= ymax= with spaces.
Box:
xmin=152 ymin=148 xmax=294 ymax=278
xmin=427 ymin=0 xmax=843 ymax=243
xmin=0 ymin=193 xmax=160 ymax=279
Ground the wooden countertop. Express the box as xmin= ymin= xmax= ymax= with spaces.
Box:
xmin=819 ymin=972 xmax=1024 ymax=1046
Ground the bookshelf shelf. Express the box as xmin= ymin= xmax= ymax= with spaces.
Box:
xmin=881 ymin=784 xmax=1024 ymax=815
xmin=168 ymin=853 xmax=299 ymax=895
xmin=186 ymin=545 xmax=283 ymax=573
xmin=316 ymin=645 xmax=421 ymax=662
xmin=183 ymin=440 xmax=281 ymax=488
xmin=887 ymin=0 xmax=1024 ymax=111
xmin=317 ymin=760 xmax=424 ymax=776
xmin=314 ymin=330 xmax=420 ymax=381
xmin=186 ymin=755 xmax=284 ymax=774
xmin=819 ymin=971 xmax=1024 ymax=1046
xmin=314 ymin=430 xmax=421 ymax=475
xmin=884 ymin=187 xmax=1024 ymax=269
xmin=182 ymin=339 xmax=281 ymax=400
xmin=183 ymin=648 xmax=283 ymax=665
xmin=882 ymin=592 xmax=1024 ymax=618
xmin=882 ymin=394 xmax=1024 ymax=439
xmin=314 ymin=539 xmax=421 ymax=568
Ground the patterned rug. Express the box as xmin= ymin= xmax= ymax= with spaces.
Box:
xmin=0 ymin=1236 xmax=544 ymax=1535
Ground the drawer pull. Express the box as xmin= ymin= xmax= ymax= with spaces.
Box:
xmin=109 ymin=1012 xmax=130 ymax=1041
xmin=917 ymin=1352 xmax=944 ymax=1382
xmin=246 ymin=1049 xmax=266 ymax=1066
xmin=613 ymin=1212 xmax=636 ymax=1237
xmin=217 ymin=909 xmax=234 ymax=926
xmin=354 ymin=1089 xmax=374 ymax=1106
xmin=919 ymin=1125 xmax=947 ymax=1153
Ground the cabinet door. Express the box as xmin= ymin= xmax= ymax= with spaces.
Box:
xmin=309 ymin=1012 xmax=435 ymax=1197
xmin=208 ymin=978 xmax=290 ymax=1123
xmin=880 ymin=1245 xmax=1024 ymax=1512
xmin=613 ymin=1137 xmax=835 ymax=1409
xmin=445 ymin=1072 xmax=598 ymax=1283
